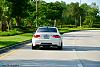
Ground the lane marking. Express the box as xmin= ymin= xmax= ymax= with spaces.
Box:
xmin=73 ymin=49 xmax=76 ymax=51
xmin=0 ymin=43 xmax=31 ymax=59
xmin=73 ymin=48 xmax=84 ymax=67
xmin=0 ymin=49 xmax=17 ymax=59
xmin=22 ymin=65 xmax=72 ymax=66
xmin=0 ymin=43 xmax=29 ymax=59
xmin=78 ymin=64 xmax=84 ymax=67
xmin=26 ymin=43 xmax=31 ymax=46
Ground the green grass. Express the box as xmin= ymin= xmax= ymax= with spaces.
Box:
xmin=0 ymin=33 xmax=33 ymax=48
xmin=59 ymin=27 xmax=100 ymax=34
xmin=0 ymin=30 xmax=23 ymax=36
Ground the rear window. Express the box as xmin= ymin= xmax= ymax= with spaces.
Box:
xmin=37 ymin=28 xmax=57 ymax=32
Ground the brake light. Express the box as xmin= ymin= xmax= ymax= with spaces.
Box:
xmin=52 ymin=35 xmax=61 ymax=38
xmin=33 ymin=35 xmax=40 ymax=38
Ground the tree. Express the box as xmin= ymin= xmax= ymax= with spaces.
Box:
xmin=0 ymin=0 xmax=9 ymax=31
xmin=45 ymin=1 xmax=65 ymax=26
xmin=83 ymin=2 xmax=99 ymax=27
xmin=80 ymin=3 xmax=90 ymax=24
xmin=63 ymin=2 xmax=80 ymax=27
xmin=7 ymin=0 xmax=31 ymax=26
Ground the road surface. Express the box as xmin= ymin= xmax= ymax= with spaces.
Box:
xmin=0 ymin=30 xmax=100 ymax=67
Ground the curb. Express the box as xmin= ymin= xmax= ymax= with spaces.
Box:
xmin=0 ymin=40 xmax=31 ymax=54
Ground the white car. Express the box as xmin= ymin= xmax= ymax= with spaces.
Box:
xmin=32 ymin=27 xmax=63 ymax=50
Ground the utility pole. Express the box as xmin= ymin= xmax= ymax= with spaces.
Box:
xmin=79 ymin=0 xmax=82 ymax=27
xmin=36 ymin=0 xmax=38 ymax=27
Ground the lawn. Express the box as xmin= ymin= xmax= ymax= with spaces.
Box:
xmin=59 ymin=27 xmax=100 ymax=34
xmin=0 ymin=33 xmax=33 ymax=48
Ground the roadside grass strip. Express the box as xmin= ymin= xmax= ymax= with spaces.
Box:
xmin=0 ymin=33 xmax=32 ymax=49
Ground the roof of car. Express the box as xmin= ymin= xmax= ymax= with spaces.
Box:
xmin=38 ymin=26 xmax=57 ymax=28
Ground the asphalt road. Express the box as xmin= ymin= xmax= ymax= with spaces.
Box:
xmin=0 ymin=30 xmax=100 ymax=67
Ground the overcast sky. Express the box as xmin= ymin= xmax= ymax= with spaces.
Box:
xmin=44 ymin=0 xmax=100 ymax=9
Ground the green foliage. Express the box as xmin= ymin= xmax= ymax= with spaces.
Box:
xmin=0 ymin=30 xmax=22 ymax=36
xmin=82 ymin=3 xmax=99 ymax=28
xmin=0 ymin=0 xmax=100 ymax=32
xmin=36 ymin=1 xmax=66 ymax=26
xmin=46 ymin=1 xmax=64 ymax=20
xmin=6 ymin=0 xmax=34 ymax=26
xmin=63 ymin=2 xmax=80 ymax=26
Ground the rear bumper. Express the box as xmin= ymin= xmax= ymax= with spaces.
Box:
xmin=34 ymin=44 xmax=59 ymax=48
xmin=32 ymin=38 xmax=62 ymax=46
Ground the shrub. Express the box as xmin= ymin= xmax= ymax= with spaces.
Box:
xmin=0 ymin=30 xmax=23 ymax=36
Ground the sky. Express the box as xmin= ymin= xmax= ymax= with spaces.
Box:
xmin=44 ymin=0 xmax=100 ymax=10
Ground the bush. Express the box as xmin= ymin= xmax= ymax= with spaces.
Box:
xmin=0 ymin=30 xmax=23 ymax=36
xmin=13 ymin=26 xmax=36 ymax=33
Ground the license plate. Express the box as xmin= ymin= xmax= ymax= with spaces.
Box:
xmin=41 ymin=43 xmax=52 ymax=45
xmin=44 ymin=34 xmax=49 ymax=39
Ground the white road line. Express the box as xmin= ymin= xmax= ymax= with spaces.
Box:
xmin=22 ymin=65 xmax=70 ymax=66
xmin=73 ymin=49 xmax=84 ymax=67
xmin=73 ymin=49 xmax=76 ymax=51
xmin=78 ymin=64 xmax=84 ymax=67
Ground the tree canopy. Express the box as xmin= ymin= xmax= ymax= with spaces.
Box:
xmin=0 ymin=0 xmax=100 ymax=31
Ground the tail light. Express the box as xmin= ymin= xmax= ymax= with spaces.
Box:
xmin=52 ymin=35 xmax=61 ymax=38
xmin=33 ymin=35 xmax=40 ymax=38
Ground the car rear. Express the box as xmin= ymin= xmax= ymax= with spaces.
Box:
xmin=32 ymin=27 xmax=62 ymax=49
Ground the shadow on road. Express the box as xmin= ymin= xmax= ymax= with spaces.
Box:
xmin=63 ymin=34 xmax=92 ymax=38
xmin=0 ymin=59 xmax=100 ymax=67
xmin=63 ymin=46 xmax=100 ymax=51
xmin=20 ymin=44 xmax=100 ymax=51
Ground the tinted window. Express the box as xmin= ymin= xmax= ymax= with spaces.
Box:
xmin=37 ymin=28 xmax=57 ymax=32
xmin=49 ymin=28 xmax=57 ymax=32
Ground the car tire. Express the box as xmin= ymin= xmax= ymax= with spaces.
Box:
xmin=32 ymin=44 xmax=36 ymax=50
xmin=57 ymin=42 xmax=63 ymax=50
xmin=58 ymin=46 xmax=62 ymax=50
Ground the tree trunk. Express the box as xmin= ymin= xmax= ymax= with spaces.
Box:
xmin=7 ymin=19 xmax=11 ymax=31
xmin=2 ymin=21 xmax=7 ymax=31
xmin=75 ymin=17 xmax=77 ymax=27
xmin=54 ymin=19 xmax=56 ymax=27
xmin=1 ymin=16 xmax=7 ymax=31
xmin=16 ymin=16 xmax=21 ymax=26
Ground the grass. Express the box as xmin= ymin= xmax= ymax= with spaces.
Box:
xmin=0 ymin=33 xmax=33 ymax=48
xmin=0 ymin=30 xmax=23 ymax=36
xmin=59 ymin=27 xmax=100 ymax=34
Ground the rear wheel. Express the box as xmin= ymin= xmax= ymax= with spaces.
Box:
xmin=58 ymin=46 xmax=62 ymax=50
xmin=57 ymin=42 xmax=63 ymax=50
xmin=32 ymin=44 xmax=36 ymax=50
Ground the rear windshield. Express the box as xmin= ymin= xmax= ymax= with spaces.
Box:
xmin=37 ymin=28 xmax=57 ymax=32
